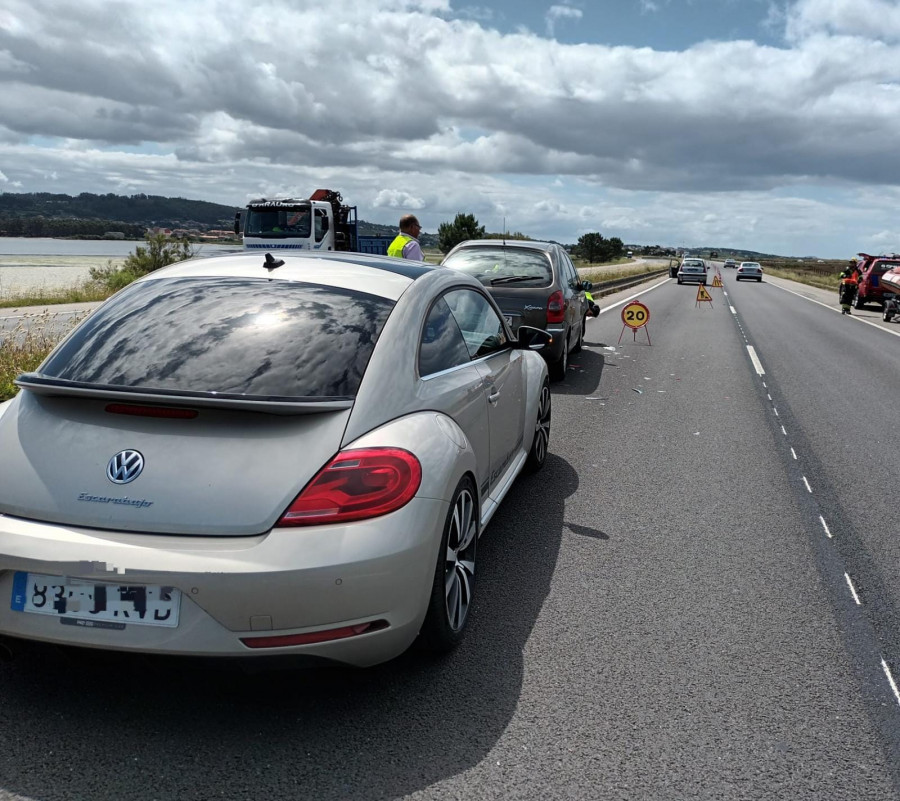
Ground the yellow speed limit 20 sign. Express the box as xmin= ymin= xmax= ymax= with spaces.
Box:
xmin=621 ymin=300 xmax=650 ymax=329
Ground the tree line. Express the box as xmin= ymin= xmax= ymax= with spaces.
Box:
xmin=0 ymin=215 xmax=146 ymax=238
xmin=436 ymin=212 xmax=624 ymax=262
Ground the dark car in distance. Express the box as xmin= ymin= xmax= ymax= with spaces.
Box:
xmin=442 ymin=240 xmax=591 ymax=380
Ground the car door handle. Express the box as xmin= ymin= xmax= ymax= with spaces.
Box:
xmin=488 ymin=389 xmax=501 ymax=405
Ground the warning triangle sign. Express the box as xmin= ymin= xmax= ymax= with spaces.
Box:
xmin=712 ymin=274 xmax=723 ymax=287
xmin=696 ymin=284 xmax=713 ymax=306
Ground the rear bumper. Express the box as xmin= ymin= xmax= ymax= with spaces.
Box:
xmin=0 ymin=498 xmax=447 ymax=667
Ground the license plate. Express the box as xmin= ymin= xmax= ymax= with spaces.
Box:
xmin=11 ymin=572 xmax=180 ymax=629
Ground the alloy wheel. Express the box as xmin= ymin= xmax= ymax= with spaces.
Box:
xmin=533 ymin=384 xmax=551 ymax=464
xmin=444 ymin=488 xmax=477 ymax=632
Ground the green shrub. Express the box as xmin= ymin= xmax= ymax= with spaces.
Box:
xmin=89 ymin=233 xmax=194 ymax=292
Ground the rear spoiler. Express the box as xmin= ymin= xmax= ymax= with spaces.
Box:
xmin=14 ymin=374 xmax=353 ymax=416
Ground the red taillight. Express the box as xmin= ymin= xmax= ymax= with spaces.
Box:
xmin=105 ymin=403 xmax=198 ymax=419
xmin=240 ymin=620 xmax=389 ymax=649
xmin=278 ymin=447 xmax=422 ymax=526
xmin=546 ymin=290 xmax=566 ymax=323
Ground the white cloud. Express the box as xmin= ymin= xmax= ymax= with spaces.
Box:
xmin=372 ymin=189 xmax=427 ymax=210
xmin=545 ymin=4 xmax=583 ymax=37
xmin=786 ymin=0 xmax=900 ymax=43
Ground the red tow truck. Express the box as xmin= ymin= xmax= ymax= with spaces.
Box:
xmin=852 ymin=253 xmax=900 ymax=310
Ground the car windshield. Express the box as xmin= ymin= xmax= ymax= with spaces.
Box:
xmin=245 ymin=206 xmax=312 ymax=238
xmin=442 ymin=247 xmax=553 ymax=287
xmin=874 ymin=262 xmax=900 ymax=274
xmin=37 ymin=276 xmax=395 ymax=400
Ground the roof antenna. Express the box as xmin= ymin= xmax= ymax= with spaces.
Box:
xmin=263 ymin=252 xmax=285 ymax=271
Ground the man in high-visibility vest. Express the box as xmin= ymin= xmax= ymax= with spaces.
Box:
xmin=387 ymin=215 xmax=425 ymax=261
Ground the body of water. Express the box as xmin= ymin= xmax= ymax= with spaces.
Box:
xmin=0 ymin=238 xmax=241 ymax=296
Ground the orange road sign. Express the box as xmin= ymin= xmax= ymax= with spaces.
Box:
xmin=621 ymin=300 xmax=650 ymax=329
xmin=696 ymin=284 xmax=713 ymax=308
xmin=618 ymin=300 xmax=652 ymax=345
xmin=712 ymin=274 xmax=723 ymax=287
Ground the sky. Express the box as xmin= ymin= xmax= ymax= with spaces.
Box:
xmin=2 ymin=0 xmax=900 ymax=257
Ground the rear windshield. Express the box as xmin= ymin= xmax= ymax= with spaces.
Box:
xmin=37 ymin=276 xmax=395 ymax=400
xmin=442 ymin=247 xmax=553 ymax=288
xmin=682 ymin=261 xmax=704 ymax=269
xmin=873 ymin=261 xmax=900 ymax=274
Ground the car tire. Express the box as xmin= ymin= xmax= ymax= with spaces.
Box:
xmin=549 ymin=333 xmax=569 ymax=380
xmin=854 ymin=293 xmax=866 ymax=310
xmin=757 ymin=277 xmax=762 ymax=282
xmin=677 ymin=278 xmax=682 ymax=284
xmin=573 ymin=314 xmax=586 ymax=353
xmin=419 ymin=476 xmax=478 ymax=653
xmin=524 ymin=380 xmax=551 ymax=474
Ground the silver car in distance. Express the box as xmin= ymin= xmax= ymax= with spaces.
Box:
xmin=0 ymin=251 xmax=552 ymax=667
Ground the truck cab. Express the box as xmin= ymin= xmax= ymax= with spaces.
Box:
xmin=234 ymin=190 xmax=391 ymax=255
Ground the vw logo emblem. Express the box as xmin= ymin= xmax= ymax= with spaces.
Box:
xmin=107 ymin=450 xmax=145 ymax=485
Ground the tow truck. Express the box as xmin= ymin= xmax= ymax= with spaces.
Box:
xmin=234 ymin=190 xmax=392 ymax=254
xmin=852 ymin=253 xmax=900 ymax=311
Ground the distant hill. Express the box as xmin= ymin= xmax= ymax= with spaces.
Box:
xmin=0 ymin=191 xmax=236 ymax=228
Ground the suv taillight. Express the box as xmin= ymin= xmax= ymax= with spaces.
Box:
xmin=278 ymin=447 xmax=422 ymax=526
xmin=547 ymin=290 xmax=566 ymax=323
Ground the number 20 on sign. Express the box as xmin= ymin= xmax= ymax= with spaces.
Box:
xmin=618 ymin=300 xmax=651 ymax=345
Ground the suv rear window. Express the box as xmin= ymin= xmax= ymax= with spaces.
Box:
xmin=38 ymin=276 xmax=394 ymax=399
xmin=443 ymin=247 xmax=553 ymax=288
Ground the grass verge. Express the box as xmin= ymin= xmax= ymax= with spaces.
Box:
xmin=0 ymin=282 xmax=113 ymax=308
xmin=1 ymin=310 xmax=87 ymax=401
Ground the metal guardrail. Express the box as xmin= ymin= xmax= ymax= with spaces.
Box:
xmin=589 ymin=268 xmax=671 ymax=297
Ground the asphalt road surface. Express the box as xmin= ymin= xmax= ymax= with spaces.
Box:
xmin=2 ymin=268 xmax=900 ymax=800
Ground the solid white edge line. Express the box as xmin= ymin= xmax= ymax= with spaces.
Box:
xmin=802 ymin=476 xmax=812 ymax=493
xmin=765 ymin=279 xmax=900 ymax=338
xmin=747 ymin=346 xmax=765 ymax=375
xmin=593 ymin=276 xmax=671 ymax=317
xmin=819 ymin=516 xmax=832 ymax=538
xmin=844 ymin=573 xmax=862 ymax=605
xmin=882 ymin=659 xmax=900 ymax=708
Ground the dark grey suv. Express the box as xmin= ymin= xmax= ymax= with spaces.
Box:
xmin=442 ymin=240 xmax=591 ymax=380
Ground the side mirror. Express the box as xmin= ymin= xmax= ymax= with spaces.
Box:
xmin=514 ymin=325 xmax=553 ymax=351
xmin=582 ymin=280 xmax=593 ymax=291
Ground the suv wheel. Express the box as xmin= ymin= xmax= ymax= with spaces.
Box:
xmin=573 ymin=314 xmax=586 ymax=353
xmin=854 ymin=292 xmax=866 ymax=310
xmin=550 ymin=333 xmax=569 ymax=380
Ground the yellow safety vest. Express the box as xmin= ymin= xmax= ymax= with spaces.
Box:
xmin=388 ymin=233 xmax=415 ymax=258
